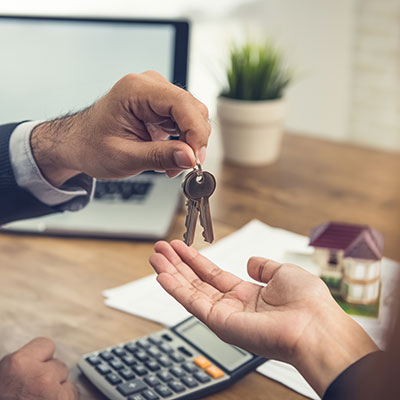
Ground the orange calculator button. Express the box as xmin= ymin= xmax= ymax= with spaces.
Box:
xmin=193 ymin=356 xmax=211 ymax=369
xmin=205 ymin=365 xmax=224 ymax=379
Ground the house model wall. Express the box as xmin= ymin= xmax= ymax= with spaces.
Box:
xmin=309 ymin=222 xmax=384 ymax=305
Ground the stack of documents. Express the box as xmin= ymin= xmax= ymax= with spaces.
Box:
xmin=104 ymin=220 xmax=400 ymax=400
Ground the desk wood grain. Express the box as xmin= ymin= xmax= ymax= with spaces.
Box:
xmin=1 ymin=133 xmax=399 ymax=400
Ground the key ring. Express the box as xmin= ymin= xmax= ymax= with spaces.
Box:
xmin=195 ymin=157 xmax=203 ymax=182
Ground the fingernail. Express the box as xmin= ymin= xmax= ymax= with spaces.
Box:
xmin=198 ymin=146 xmax=207 ymax=164
xmin=173 ymin=151 xmax=193 ymax=168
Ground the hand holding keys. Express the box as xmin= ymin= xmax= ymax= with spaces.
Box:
xmin=182 ymin=162 xmax=216 ymax=246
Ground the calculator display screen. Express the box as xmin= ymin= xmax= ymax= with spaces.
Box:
xmin=176 ymin=319 xmax=252 ymax=371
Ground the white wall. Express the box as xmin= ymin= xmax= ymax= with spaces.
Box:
xmin=350 ymin=0 xmax=400 ymax=152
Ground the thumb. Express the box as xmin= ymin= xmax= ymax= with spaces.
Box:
xmin=247 ymin=257 xmax=283 ymax=284
xmin=17 ymin=337 xmax=56 ymax=362
xmin=131 ymin=140 xmax=196 ymax=171
xmin=60 ymin=381 xmax=80 ymax=400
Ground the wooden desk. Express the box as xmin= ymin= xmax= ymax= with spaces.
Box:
xmin=0 ymin=133 xmax=399 ymax=400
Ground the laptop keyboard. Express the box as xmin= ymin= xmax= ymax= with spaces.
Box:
xmin=94 ymin=180 xmax=153 ymax=202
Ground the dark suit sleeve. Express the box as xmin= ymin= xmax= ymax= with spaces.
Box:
xmin=0 ymin=122 xmax=60 ymax=225
xmin=323 ymin=351 xmax=384 ymax=399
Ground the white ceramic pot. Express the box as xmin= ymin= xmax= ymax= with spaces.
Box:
xmin=217 ymin=97 xmax=286 ymax=166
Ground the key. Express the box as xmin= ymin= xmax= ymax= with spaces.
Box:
xmin=183 ymin=193 xmax=199 ymax=246
xmin=183 ymin=169 xmax=216 ymax=245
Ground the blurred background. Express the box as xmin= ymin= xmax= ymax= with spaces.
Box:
xmin=1 ymin=0 xmax=399 ymax=156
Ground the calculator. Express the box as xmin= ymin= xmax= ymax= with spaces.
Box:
xmin=78 ymin=316 xmax=266 ymax=400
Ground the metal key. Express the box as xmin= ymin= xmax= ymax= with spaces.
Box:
xmin=182 ymin=168 xmax=216 ymax=246
xmin=183 ymin=194 xmax=199 ymax=246
xmin=182 ymin=169 xmax=200 ymax=246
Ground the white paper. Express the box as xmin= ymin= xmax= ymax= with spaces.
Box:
xmin=104 ymin=275 xmax=190 ymax=327
xmin=103 ymin=219 xmax=400 ymax=399
xmin=257 ymin=360 xmax=319 ymax=399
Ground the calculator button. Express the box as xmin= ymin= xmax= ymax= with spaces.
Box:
xmin=147 ymin=347 xmax=162 ymax=358
xmin=170 ymin=366 xmax=185 ymax=378
xmin=117 ymin=379 xmax=147 ymax=396
xmin=182 ymin=362 xmax=198 ymax=374
xmin=106 ymin=372 xmax=122 ymax=385
xmin=205 ymin=365 xmax=224 ymax=379
xmin=155 ymin=385 xmax=173 ymax=398
xmin=145 ymin=360 xmax=161 ymax=372
xmin=181 ymin=376 xmax=199 ymax=389
xmin=122 ymin=354 xmax=138 ymax=366
xmin=148 ymin=336 xmax=163 ymax=346
xmin=112 ymin=347 xmax=126 ymax=357
xmin=193 ymin=371 xmax=211 ymax=383
xmin=135 ymin=351 xmax=150 ymax=362
xmin=169 ymin=352 xmax=185 ymax=363
xmin=145 ymin=376 xmax=162 ymax=387
xmin=109 ymin=359 xmax=125 ymax=370
xmin=193 ymin=356 xmax=211 ymax=369
xmin=128 ymin=395 xmax=146 ymax=400
xmin=168 ymin=380 xmax=186 ymax=393
xmin=161 ymin=334 xmax=173 ymax=342
xmin=158 ymin=356 xmax=172 ymax=368
xmin=95 ymin=364 xmax=111 ymax=375
xmin=142 ymin=389 xmax=160 ymax=400
xmin=159 ymin=343 xmax=173 ymax=353
xmin=178 ymin=346 xmax=193 ymax=357
xmin=157 ymin=371 xmax=173 ymax=382
xmin=120 ymin=368 xmax=136 ymax=380
xmin=100 ymin=350 xmax=114 ymax=361
xmin=86 ymin=355 xmax=101 ymax=366
xmin=125 ymin=343 xmax=139 ymax=353
xmin=137 ymin=339 xmax=151 ymax=349
xmin=133 ymin=365 xmax=148 ymax=376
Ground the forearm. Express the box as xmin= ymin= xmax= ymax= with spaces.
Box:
xmin=30 ymin=111 xmax=89 ymax=187
xmin=0 ymin=122 xmax=58 ymax=224
xmin=293 ymin=306 xmax=379 ymax=397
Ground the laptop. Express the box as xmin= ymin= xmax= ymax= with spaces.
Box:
xmin=0 ymin=15 xmax=189 ymax=239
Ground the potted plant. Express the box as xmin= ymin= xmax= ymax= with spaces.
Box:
xmin=217 ymin=41 xmax=292 ymax=165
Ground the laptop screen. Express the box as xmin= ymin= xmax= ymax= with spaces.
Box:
xmin=0 ymin=16 xmax=189 ymax=124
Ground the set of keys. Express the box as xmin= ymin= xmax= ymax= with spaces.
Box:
xmin=182 ymin=162 xmax=216 ymax=246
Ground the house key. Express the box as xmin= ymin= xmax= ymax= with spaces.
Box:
xmin=182 ymin=166 xmax=216 ymax=246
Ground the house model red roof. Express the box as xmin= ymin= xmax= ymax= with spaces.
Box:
xmin=309 ymin=222 xmax=384 ymax=260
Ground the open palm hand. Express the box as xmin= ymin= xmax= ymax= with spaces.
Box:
xmin=150 ymin=240 xmax=335 ymax=363
xmin=150 ymin=240 xmax=379 ymax=396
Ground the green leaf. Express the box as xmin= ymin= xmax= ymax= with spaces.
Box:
xmin=221 ymin=41 xmax=292 ymax=101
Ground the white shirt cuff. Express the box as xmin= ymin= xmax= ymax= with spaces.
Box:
xmin=9 ymin=121 xmax=94 ymax=211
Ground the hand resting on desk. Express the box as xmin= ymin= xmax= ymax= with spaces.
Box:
xmin=0 ymin=337 xmax=77 ymax=400
xmin=149 ymin=240 xmax=378 ymax=397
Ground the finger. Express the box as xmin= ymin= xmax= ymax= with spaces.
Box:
xmin=170 ymin=240 xmax=244 ymax=293
xmin=128 ymin=72 xmax=210 ymax=154
xmin=17 ymin=337 xmax=55 ymax=362
xmin=145 ymin=122 xmax=171 ymax=141
xmin=247 ymin=257 xmax=283 ymax=284
xmin=125 ymin=140 xmax=195 ymax=171
xmin=172 ymin=100 xmax=211 ymax=153
xmin=151 ymin=242 xmax=221 ymax=298
xmin=156 ymin=272 xmax=213 ymax=323
xmin=59 ymin=381 xmax=79 ymax=400
xmin=166 ymin=169 xmax=184 ymax=178
xmin=45 ymin=359 xmax=69 ymax=383
xmin=154 ymin=241 xmax=182 ymax=265
xmin=149 ymin=253 xmax=193 ymax=289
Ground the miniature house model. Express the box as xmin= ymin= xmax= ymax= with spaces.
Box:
xmin=309 ymin=222 xmax=384 ymax=305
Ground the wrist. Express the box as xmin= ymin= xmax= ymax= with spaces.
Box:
xmin=292 ymin=305 xmax=379 ymax=397
xmin=30 ymin=116 xmax=84 ymax=187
